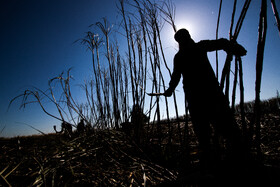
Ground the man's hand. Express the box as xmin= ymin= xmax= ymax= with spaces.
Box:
xmin=163 ymin=88 xmax=173 ymax=97
xmin=231 ymin=41 xmax=247 ymax=56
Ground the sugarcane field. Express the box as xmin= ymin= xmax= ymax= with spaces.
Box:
xmin=1 ymin=0 xmax=280 ymax=186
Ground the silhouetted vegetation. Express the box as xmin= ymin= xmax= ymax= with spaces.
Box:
xmin=1 ymin=105 xmax=280 ymax=186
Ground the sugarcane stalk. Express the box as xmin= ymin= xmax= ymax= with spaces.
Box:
xmin=255 ymin=0 xmax=267 ymax=161
xmin=270 ymin=0 xmax=280 ymax=36
xmin=216 ymin=0 xmax=223 ymax=78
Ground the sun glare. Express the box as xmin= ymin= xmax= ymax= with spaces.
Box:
xmin=165 ymin=18 xmax=198 ymax=47
xmin=176 ymin=20 xmax=196 ymax=38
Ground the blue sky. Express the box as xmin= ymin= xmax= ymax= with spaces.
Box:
xmin=1 ymin=0 xmax=280 ymax=137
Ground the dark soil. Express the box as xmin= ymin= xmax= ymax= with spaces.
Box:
xmin=1 ymin=113 xmax=279 ymax=186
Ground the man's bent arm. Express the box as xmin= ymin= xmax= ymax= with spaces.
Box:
xmin=165 ymin=56 xmax=181 ymax=96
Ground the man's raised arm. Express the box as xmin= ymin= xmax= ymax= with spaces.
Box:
xmin=198 ymin=38 xmax=247 ymax=56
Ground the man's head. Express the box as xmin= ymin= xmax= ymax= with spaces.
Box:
xmin=174 ymin=29 xmax=191 ymax=44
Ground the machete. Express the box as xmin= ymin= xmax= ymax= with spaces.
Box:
xmin=147 ymin=93 xmax=165 ymax=96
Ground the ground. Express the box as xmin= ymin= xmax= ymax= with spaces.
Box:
xmin=1 ymin=113 xmax=280 ymax=186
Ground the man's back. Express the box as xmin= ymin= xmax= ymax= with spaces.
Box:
xmin=173 ymin=40 xmax=223 ymax=105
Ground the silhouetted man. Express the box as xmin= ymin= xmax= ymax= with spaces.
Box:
xmin=164 ymin=29 xmax=247 ymax=169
